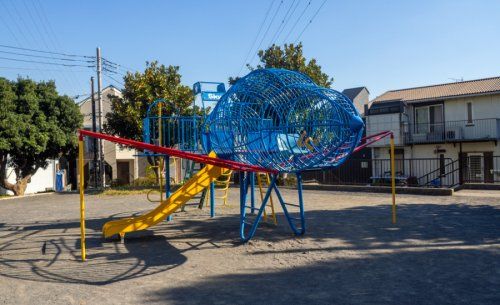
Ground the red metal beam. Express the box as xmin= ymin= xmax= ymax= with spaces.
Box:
xmin=78 ymin=130 xmax=277 ymax=174
xmin=352 ymin=130 xmax=393 ymax=153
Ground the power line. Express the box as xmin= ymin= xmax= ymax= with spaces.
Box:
xmin=102 ymin=57 xmax=135 ymax=72
xmin=236 ymin=0 xmax=276 ymax=77
xmin=294 ymin=0 xmax=328 ymax=44
xmin=20 ymin=0 xmax=86 ymax=94
xmin=0 ymin=66 xmax=91 ymax=72
xmin=103 ymin=72 xmax=124 ymax=87
xmin=0 ymin=43 xmax=93 ymax=59
xmin=269 ymin=0 xmax=299 ymax=46
xmin=1 ymin=1 xmax=85 ymax=93
xmin=0 ymin=1 xmax=53 ymax=84
xmin=0 ymin=49 xmax=94 ymax=63
xmin=103 ymin=66 xmax=127 ymax=77
xmin=282 ymin=1 xmax=311 ymax=44
xmin=30 ymin=0 xmax=91 ymax=94
xmin=250 ymin=0 xmax=285 ymax=68
xmin=0 ymin=56 xmax=95 ymax=67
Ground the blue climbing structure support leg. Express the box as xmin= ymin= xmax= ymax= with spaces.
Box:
xmin=250 ymin=172 xmax=255 ymax=214
xmin=165 ymin=155 xmax=173 ymax=221
xmin=240 ymin=173 xmax=277 ymax=242
xmin=209 ymin=181 xmax=215 ymax=218
xmin=273 ymin=173 xmax=306 ymax=235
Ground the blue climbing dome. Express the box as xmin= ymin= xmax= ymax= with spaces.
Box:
xmin=204 ymin=68 xmax=364 ymax=172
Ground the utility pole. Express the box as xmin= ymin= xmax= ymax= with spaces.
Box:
xmin=90 ymin=77 xmax=98 ymax=188
xmin=96 ymin=47 xmax=105 ymax=188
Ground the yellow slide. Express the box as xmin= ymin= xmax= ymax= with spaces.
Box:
xmin=102 ymin=154 xmax=225 ymax=238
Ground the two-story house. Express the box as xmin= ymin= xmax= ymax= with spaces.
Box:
xmin=366 ymin=76 xmax=500 ymax=186
xmin=78 ymin=85 xmax=147 ymax=187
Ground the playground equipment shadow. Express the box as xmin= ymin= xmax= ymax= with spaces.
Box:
xmin=0 ymin=191 xmax=499 ymax=304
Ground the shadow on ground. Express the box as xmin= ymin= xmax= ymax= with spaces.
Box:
xmin=148 ymin=248 xmax=500 ymax=305
xmin=0 ymin=202 xmax=498 ymax=290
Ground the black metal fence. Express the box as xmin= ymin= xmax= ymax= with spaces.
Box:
xmin=302 ymin=157 xmax=459 ymax=188
xmin=302 ymin=155 xmax=500 ymax=188
xmin=460 ymin=155 xmax=500 ymax=184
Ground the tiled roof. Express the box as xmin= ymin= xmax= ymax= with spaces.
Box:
xmin=372 ymin=76 xmax=500 ymax=103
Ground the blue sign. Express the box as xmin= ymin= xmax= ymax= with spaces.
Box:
xmin=201 ymin=92 xmax=224 ymax=101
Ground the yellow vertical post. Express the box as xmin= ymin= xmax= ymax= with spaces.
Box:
xmin=78 ymin=135 xmax=86 ymax=261
xmin=390 ymin=133 xmax=397 ymax=224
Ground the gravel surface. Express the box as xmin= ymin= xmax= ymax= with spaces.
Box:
xmin=0 ymin=189 xmax=499 ymax=305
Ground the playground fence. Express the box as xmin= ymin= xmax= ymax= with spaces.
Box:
xmin=301 ymin=157 xmax=460 ymax=188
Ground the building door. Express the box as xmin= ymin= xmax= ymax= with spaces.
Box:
xmin=117 ymin=161 xmax=130 ymax=185
xmin=484 ymin=152 xmax=494 ymax=183
xmin=467 ymin=153 xmax=484 ymax=183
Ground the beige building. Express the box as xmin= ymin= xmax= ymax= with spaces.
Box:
xmin=366 ymin=76 xmax=500 ymax=186
xmin=79 ymin=85 xmax=147 ymax=186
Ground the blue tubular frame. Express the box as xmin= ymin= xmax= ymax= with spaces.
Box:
xmin=165 ymin=155 xmax=173 ymax=222
xmin=239 ymin=172 xmax=306 ymax=242
xmin=273 ymin=173 xmax=305 ymax=235
xmin=240 ymin=173 xmax=278 ymax=242
xmin=209 ymin=181 xmax=215 ymax=218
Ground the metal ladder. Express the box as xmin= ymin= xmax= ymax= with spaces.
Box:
xmin=256 ymin=172 xmax=277 ymax=225
xmin=204 ymin=169 xmax=233 ymax=207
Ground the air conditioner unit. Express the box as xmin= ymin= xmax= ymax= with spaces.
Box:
xmin=446 ymin=126 xmax=463 ymax=140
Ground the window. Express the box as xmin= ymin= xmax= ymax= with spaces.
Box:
xmin=414 ymin=104 xmax=443 ymax=133
xmin=466 ymin=102 xmax=473 ymax=124
xmin=415 ymin=107 xmax=429 ymax=133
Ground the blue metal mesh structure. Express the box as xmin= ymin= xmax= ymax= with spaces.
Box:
xmin=204 ymin=68 xmax=364 ymax=173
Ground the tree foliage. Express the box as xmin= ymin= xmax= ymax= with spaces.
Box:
xmin=104 ymin=61 xmax=194 ymax=141
xmin=229 ymin=42 xmax=333 ymax=87
xmin=0 ymin=78 xmax=82 ymax=195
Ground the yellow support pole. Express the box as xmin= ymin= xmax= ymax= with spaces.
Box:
xmin=78 ymin=137 xmax=86 ymax=261
xmin=390 ymin=133 xmax=397 ymax=224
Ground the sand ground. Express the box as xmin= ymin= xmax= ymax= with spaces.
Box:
xmin=0 ymin=188 xmax=499 ymax=305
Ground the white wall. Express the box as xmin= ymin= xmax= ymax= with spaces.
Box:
xmin=366 ymin=113 xmax=402 ymax=146
xmin=445 ymin=94 xmax=500 ymax=121
xmin=1 ymin=159 xmax=56 ymax=195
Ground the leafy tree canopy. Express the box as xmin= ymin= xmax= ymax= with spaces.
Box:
xmin=105 ymin=61 xmax=194 ymax=142
xmin=229 ymin=42 xmax=333 ymax=87
xmin=0 ymin=77 xmax=82 ymax=195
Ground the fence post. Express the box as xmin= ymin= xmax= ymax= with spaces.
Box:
xmin=458 ymin=152 xmax=466 ymax=185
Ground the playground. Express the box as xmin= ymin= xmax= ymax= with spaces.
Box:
xmin=1 ymin=69 xmax=499 ymax=305
xmin=0 ymin=190 xmax=499 ymax=304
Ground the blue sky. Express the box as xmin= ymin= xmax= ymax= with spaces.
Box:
xmin=0 ymin=0 xmax=499 ymax=101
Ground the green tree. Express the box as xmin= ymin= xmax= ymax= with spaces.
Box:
xmin=0 ymin=78 xmax=83 ymax=196
xmin=104 ymin=61 xmax=194 ymax=142
xmin=104 ymin=61 xmax=195 ymax=183
xmin=230 ymin=42 xmax=333 ymax=87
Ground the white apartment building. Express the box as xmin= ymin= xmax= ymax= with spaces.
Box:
xmin=366 ymin=76 xmax=500 ymax=186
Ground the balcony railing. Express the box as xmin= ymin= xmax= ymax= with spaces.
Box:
xmin=403 ymin=118 xmax=500 ymax=144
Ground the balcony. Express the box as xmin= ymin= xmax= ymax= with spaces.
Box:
xmin=404 ymin=118 xmax=500 ymax=145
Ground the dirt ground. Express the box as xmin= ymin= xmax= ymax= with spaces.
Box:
xmin=0 ymin=188 xmax=499 ymax=305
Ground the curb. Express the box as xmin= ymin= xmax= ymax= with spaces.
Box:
xmin=0 ymin=192 xmax=56 ymax=201
xmin=297 ymin=184 xmax=453 ymax=196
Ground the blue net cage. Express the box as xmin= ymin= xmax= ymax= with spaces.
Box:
xmin=204 ymin=68 xmax=365 ymax=173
